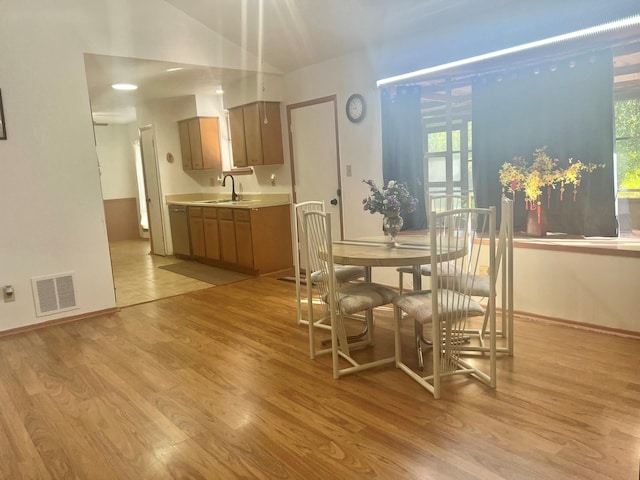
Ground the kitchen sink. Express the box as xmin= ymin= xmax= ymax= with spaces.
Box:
xmin=197 ymin=199 xmax=256 ymax=204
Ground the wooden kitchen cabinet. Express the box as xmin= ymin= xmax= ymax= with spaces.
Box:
xmin=203 ymin=208 xmax=221 ymax=260
xmin=178 ymin=117 xmax=222 ymax=170
xmin=228 ymin=108 xmax=248 ymax=167
xmin=188 ymin=207 xmax=206 ymax=258
xmin=228 ymin=102 xmax=284 ymax=167
xmin=233 ymin=209 xmax=254 ymax=269
xmin=217 ymin=208 xmax=237 ymax=264
xmin=190 ymin=204 xmax=292 ymax=276
xmin=236 ymin=205 xmax=292 ymax=275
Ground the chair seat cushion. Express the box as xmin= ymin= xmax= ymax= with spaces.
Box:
xmin=438 ymin=273 xmax=490 ymax=297
xmin=393 ymin=290 xmax=485 ymax=325
xmin=397 ymin=264 xmax=490 ymax=297
xmin=310 ymin=265 xmax=365 ymax=284
xmin=336 ymin=282 xmax=397 ymax=315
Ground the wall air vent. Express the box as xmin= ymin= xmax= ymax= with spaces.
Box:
xmin=31 ymin=272 xmax=78 ymax=317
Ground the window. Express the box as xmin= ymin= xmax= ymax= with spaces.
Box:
xmin=422 ymin=82 xmax=473 ymax=203
xmin=615 ymin=98 xmax=640 ymax=236
xmin=415 ymin=47 xmax=640 ymax=238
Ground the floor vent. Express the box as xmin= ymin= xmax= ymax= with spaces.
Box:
xmin=31 ymin=272 xmax=78 ymax=317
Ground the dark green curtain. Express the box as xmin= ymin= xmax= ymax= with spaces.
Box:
xmin=472 ymin=49 xmax=617 ymax=236
xmin=381 ymin=86 xmax=427 ymax=230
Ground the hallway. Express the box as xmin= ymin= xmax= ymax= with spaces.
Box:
xmin=109 ymin=239 xmax=212 ymax=307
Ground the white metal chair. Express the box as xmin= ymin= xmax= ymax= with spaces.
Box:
xmin=498 ymin=196 xmax=515 ymax=355
xmin=401 ymin=195 xmax=514 ymax=361
xmin=292 ymin=201 xmax=324 ymax=326
xmin=393 ymin=206 xmax=497 ymax=398
xmin=292 ymin=201 xmax=364 ymax=335
xmin=468 ymin=196 xmax=514 ymax=354
xmin=302 ymin=210 xmax=397 ymax=378
xmin=397 ymin=192 xmax=472 ymax=293
xmin=428 ymin=196 xmax=514 ymax=355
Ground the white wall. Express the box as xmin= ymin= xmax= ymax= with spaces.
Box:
xmin=0 ymin=0 xmax=271 ymax=331
xmin=284 ymin=50 xmax=386 ymax=241
xmin=95 ymin=124 xmax=138 ymax=200
xmin=513 ymin=249 xmax=640 ymax=333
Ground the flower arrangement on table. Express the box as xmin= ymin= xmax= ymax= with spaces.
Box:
xmin=499 ymin=147 xmax=603 ymax=223
xmin=362 ymin=179 xmax=418 ymax=215
xmin=362 ymin=179 xmax=418 ymax=245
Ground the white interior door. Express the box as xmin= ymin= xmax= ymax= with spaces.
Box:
xmin=139 ymin=126 xmax=166 ymax=255
xmin=289 ymin=98 xmax=343 ymax=239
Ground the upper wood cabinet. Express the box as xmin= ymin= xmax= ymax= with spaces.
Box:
xmin=178 ymin=117 xmax=222 ymax=170
xmin=228 ymin=102 xmax=284 ymax=167
xmin=228 ymin=108 xmax=248 ymax=167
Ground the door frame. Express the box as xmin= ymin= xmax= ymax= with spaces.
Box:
xmin=286 ymin=95 xmax=345 ymax=238
xmin=139 ymin=124 xmax=167 ymax=255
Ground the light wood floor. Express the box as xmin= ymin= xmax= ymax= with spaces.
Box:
xmin=109 ymin=239 xmax=212 ymax=307
xmin=0 ymin=276 xmax=639 ymax=479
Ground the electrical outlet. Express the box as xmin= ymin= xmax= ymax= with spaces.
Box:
xmin=346 ymin=165 xmax=352 ymax=177
xmin=3 ymin=285 xmax=15 ymax=302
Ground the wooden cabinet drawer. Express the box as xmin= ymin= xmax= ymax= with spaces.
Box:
xmin=203 ymin=207 xmax=218 ymax=219
xmin=188 ymin=207 xmax=203 ymax=218
xmin=218 ymin=208 xmax=234 ymax=220
xmin=234 ymin=209 xmax=251 ymax=222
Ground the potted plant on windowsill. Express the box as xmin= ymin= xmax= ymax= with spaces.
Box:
xmin=499 ymin=147 xmax=603 ymax=236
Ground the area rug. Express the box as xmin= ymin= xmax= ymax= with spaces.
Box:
xmin=159 ymin=262 xmax=252 ymax=285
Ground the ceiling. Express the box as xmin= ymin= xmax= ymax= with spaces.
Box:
xmin=86 ymin=0 xmax=519 ymax=124
xmin=163 ymin=0 xmax=515 ymax=74
xmin=85 ymin=54 xmax=248 ymax=124
xmin=85 ymin=0 xmax=640 ymax=124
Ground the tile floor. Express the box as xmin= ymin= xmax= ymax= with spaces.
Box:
xmin=109 ymin=239 xmax=212 ymax=307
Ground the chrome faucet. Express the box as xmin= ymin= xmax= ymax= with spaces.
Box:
xmin=222 ymin=174 xmax=238 ymax=202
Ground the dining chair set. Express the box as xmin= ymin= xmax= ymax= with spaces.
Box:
xmin=292 ymin=196 xmax=514 ymax=399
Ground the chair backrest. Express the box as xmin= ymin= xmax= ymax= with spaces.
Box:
xmin=428 ymin=192 xmax=473 ymax=214
xmin=301 ymin=210 xmax=338 ymax=323
xmin=496 ymin=196 xmax=513 ymax=273
xmin=497 ymin=196 xmax=514 ymax=350
xmin=429 ymin=207 xmax=496 ymax=372
xmin=292 ymin=201 xmax=325 ymax=323
xmin=293 ymin=201 xmax=325 ymax=276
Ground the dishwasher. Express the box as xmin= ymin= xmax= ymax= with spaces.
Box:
xmin=168 ymin=204 xmax=192 ymax=257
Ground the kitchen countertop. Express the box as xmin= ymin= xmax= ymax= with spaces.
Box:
xmin=166 ymin=193 xmax=291 ymax=209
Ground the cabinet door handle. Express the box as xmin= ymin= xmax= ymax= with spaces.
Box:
xmin=330 ymin=198 xmax=338 ymax=206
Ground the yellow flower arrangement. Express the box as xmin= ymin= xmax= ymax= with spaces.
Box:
xmin=499 ymin=147 xmax=603 ymax=208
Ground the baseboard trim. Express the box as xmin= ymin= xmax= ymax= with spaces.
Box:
xmin=0 ymin=307 xmax=119 ymax=338
xmin=513 ymin=309 xmax=640 ymax=339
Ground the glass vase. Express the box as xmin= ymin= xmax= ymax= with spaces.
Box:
xmin=383 ymin=211 xmax=403 ymax=247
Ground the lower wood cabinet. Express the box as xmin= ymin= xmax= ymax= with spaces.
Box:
xmin=203 ymin=208 xmax=220 ymax=260
xmin=217 ymin=208 xmax=237 ymax=264
xmin=233 ymin=209 xmax=254 ymax=269
xmin=188 ymin=207 xmax=206 ymax=258
xmin=188 ymin=204 xmax=292 ymax=276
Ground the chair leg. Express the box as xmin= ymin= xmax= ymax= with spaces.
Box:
xmin=393 ymin=306 xmax=402 ymax=367
xmin=415 ymin=320 xmax=424 ymax=370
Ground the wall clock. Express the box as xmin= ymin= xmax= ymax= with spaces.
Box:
xmin=346 ymin=93 xmax=366 ymax=123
